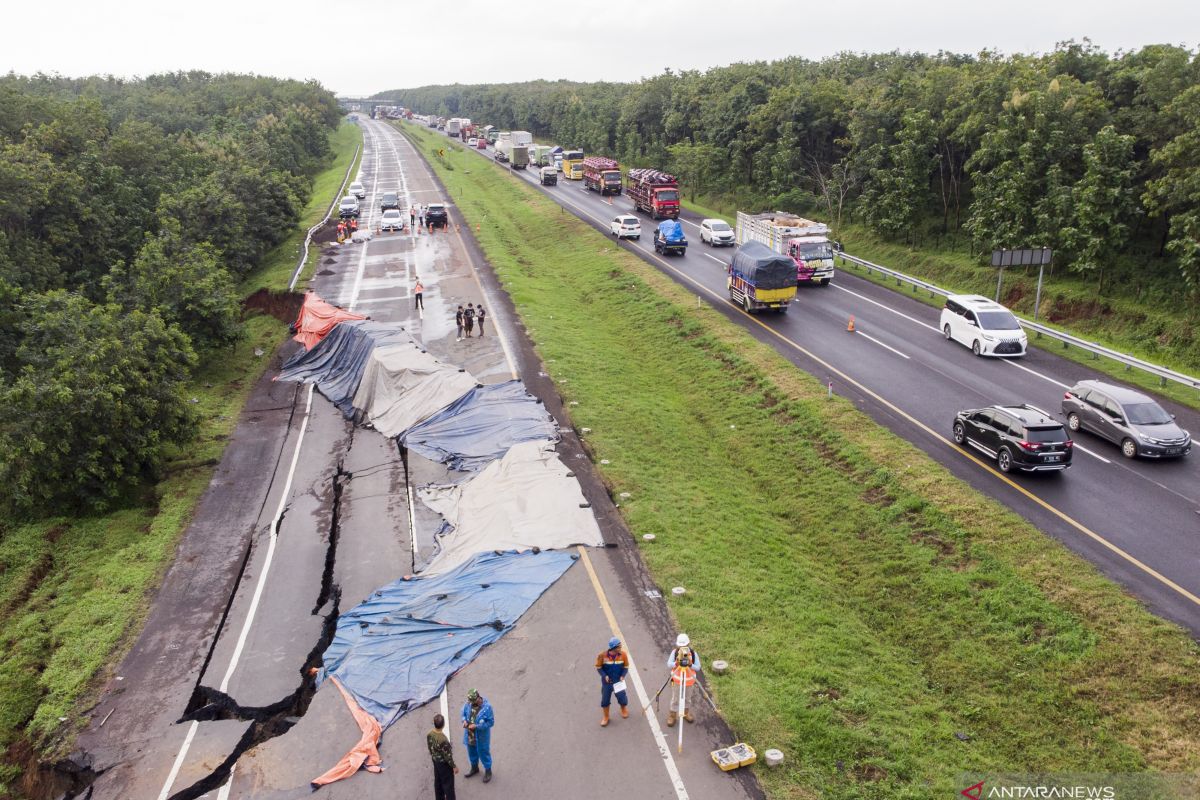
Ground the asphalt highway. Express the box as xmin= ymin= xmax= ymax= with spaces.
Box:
xmin=445 ymin=127 xmax=1200 ymax=638
xmin=74 ymin=118 xmax=762 ymax=800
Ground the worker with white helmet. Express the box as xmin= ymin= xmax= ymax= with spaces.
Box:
xmin=665 ymin=633 xmax=701 ymax=727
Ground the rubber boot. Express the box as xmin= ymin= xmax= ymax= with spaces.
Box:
xmin=483 ymin=768 xmax=492 ymax=783
xmin=620 ymin=704 xmax=629 ymax=719
xmin=666 ymin=711 xmax=677 ymax=727
xmin=465 ymin=765 xmax=479 ymax=778
xmin=684 ymin=709 xmax=695 ymax=724
xmin=600 ymin=706 xmax=610 ymax=727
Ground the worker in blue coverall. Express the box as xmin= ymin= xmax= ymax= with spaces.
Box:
xmin=595 ymin=636 xmax=630 ymax=727
xmin=461 ymin=688 xmax=495 ymax=783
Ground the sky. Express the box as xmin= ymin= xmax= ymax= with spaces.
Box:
xmin=5 ymin=0 xmax=1198 ymax=96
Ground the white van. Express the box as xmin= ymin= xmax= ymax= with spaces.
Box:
xmin=939 ymin=294 xmax=1027 ymax=357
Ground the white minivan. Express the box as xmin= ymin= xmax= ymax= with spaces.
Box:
xmin=939 ymin=294 xmax=1028 ymax=357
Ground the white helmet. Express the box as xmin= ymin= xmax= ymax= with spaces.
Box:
xmin=676 ymin=633 xmax=690 ymax=647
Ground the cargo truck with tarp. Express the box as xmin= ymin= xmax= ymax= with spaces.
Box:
xmin=582 ymin=156 xmax=622 ymax=195
xmin=626 ymin=168 xmax=680 ymax=219
xmin=736 ymin=211 xmax=835 ymax=285
xmin=496 ymin=139 xmax=529 ymax=169
xmin=727 ymin=240 xmax=797 ymax=313
xmin=653 ymin=219 xmax=687 ymax=256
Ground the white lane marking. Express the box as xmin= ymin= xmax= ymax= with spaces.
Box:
xmin=1003 ymin=358 xmax=1070 ymax=389
xmin=216 ymin=763 xmax=235 ymax=800
xmin=156 ymin=718 xmax=199 ymax=800
xmin=159 ymin=383 xmax=317 ymax=799
xmin=832 ymin=283 xmax=940 ymax=333
xmin=440 ymin=688 xmax=450 ymax=732
xmin=703 ymin=253 xmax=725 ymax=265
xmin=856 ymin=331 xmax=911 ymax=360
xmin=1074 ymin=443 xmax=1111 ymax=464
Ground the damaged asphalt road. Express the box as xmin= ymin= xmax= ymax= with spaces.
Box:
xmin=64 ymin=119 xmax=764 ymax=800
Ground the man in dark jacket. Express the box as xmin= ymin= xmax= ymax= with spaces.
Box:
xmin=595 ymin=636 xmax=630 ymax=726
xmin=427 ymin=713 xmax=458 ymax=800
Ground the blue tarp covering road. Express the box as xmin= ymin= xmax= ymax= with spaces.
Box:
xmin=318 ymin=550 xmax=577 ymax=728
xmin=277 ymin=321 xmax=414 ymax=417
xmin=400 ymin=380 xmax=559 ymax=471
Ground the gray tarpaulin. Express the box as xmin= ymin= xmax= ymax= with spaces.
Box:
xmin=276 ymin=321 xmax=414 ymax=417
xmin=352 ymin=343 xmax=478 ymax=438
xmin=400 ymin=380 xmax=560 ymax=472
xmin=730 ymin=240 xmax=796 ymax=289
xmin=419 ymin=440 xmax=605 ymax=574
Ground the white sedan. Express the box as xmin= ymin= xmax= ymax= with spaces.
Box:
xmin=380 ymin=209 xmax=405 ymax=232
xmin=610 ymin=215 xmax=641 ymax=240
xmin=467 ymin=137 xmax=478 ymax=147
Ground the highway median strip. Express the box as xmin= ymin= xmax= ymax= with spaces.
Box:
xmin=398 ymin=121 xmax=1200 ymax=799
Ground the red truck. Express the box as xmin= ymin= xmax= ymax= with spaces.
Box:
xmin=625 ymin=169 xmax=680 ymax=219
xmin=582 ymin=156 xmax=623 ymax=195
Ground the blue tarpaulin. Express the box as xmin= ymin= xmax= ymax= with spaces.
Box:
xmin=400 ymin=380 xmax=559 ymax=471
xmin=277 ymin=321 xmax=414 ymax=417
xmin=319 ymin=550 xmax=577 ymax=728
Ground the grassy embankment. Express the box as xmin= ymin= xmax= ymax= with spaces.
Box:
xmin=400 ymin=122 xmax=1200 ymax=799
xmin=684 ymin=194 xmax=1200 ymax=411
xmin=0 ymin=121 xmax=361 ymax=794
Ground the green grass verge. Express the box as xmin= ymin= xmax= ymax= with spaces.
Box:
xmin=400 ymin=121 xmax=1200 ymax=799
xmin=0 ymin=121 xmax=361 ymax=796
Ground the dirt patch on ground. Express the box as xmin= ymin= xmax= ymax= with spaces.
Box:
xmin=242 ymin=289 xmax=303 ymax=324
xmin=1044 ymin=295 xmax=1113 ymax=325
xmin=311 ymin=220 xmax=341 ymax=244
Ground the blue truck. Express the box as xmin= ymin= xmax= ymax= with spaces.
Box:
xmin=653 ymin=219 xmax=688 ymax=256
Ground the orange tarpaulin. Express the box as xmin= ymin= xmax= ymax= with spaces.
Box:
xmin=310 ymin=676 xmax=383 ymax=787
xmin=293 ymin=292 xmax=365 ymax=351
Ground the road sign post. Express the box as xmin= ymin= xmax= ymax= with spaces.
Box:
xmin=991 ymin=248 xmax=1052 ymax=311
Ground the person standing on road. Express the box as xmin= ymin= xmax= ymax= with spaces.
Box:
xmin=665 ymin=633 xmax=701 ymax=727
xmin=596 ymin=636 xmax=630 ymax=727
xmin=427 ymin=713 xmax=458 ymax=800
xmin=464 ymin=303 xmax=476 ymax=338
xmin=476 ymin=306 xmax=486 ymax=337
xmin=418 ymin=203 xmax=425 ymax=229
xmin=410 ymin=204 xmax=417 ymax=229
xmin=461 ymin=689 xmax=494 ymax=783
xmin=455 ymin=305 xmax=465 ymax=342
xmin=414 ymin=279 xmax=425 ymax=310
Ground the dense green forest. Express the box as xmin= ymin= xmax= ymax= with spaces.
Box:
xmin=0 ymin=72 xmax=341 ymax=513
xmin=381 ymin=43 xmax=1200 ymax=297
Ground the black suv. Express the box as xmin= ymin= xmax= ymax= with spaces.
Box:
xmin=952 ymin=404 xmax=1073 ymax=473
xmin=425 ymin=202 xmax=448 ymax=229
xmin=380 ymin=191 xmax=400 ymax=211
xmin=1061 ymin=380 xmax=1191 ymax=459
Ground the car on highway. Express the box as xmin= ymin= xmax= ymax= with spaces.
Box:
xmin=610 ymin=215 xmax=641 ymax=240
xmin=1062 ymin=380 xmax=1191 ymax=459
xmin=380 ymin=209 xmax=405 ymax=232
xmin=338 ymin=195 xmax=360 ymax=218
xmin=349 ymin=181 xmax=366 ymax=199
xmin=952 ymin=404 xmax=1073 ymax=473
xmin=425 ymin=202 xmax=449 ymax=229
xmin=700 ymin=218 xmax=735 ymax=246
xmin=476 ymin=137 xmax=487 ymax=149
xmin=468 ymin=137 xmax=478 ymax=147
xmin=940 ymin=294 xmax=1027 ymax=357
xmin=380 ymin=191 xmax=400 ymax=210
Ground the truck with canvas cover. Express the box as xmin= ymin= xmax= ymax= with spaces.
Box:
xmin=511 ymin=130 xmax=533 ymax=148
xmin=736 ymin=211 xmax=835 ymax=285
xmin=626 ymin=169 xmax=680 ymax=219
xmin=485 ymin=126 xmax=500 ymax=144
xmin=446 ymin=118 xmax=462 ymax=137
xmin=582 ymin=156 xmax=623 ymax=195
xmin=654 ymin=219 xmax=687 ymax=256
xmin=561 ymin=149 xmax=585 ymax=179
xmin=496 ymin=139 xmax=529 ymax=169
xmin=727 ymin=240 xmax=797 ymax=313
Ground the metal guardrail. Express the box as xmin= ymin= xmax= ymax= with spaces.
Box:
xmin=837 ymin=252 xmax=1200 ymax=391
xmin=289 ymin=141 xmax=362 ymax=291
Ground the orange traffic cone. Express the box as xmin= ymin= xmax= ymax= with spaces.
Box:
xmin=847 ymin=315 xmax=856 ymax=333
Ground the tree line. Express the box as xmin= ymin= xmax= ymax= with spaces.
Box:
xmin=380 ymin=43 xmax=1200 ymax=296
xmin=0 ymin=72 xmax=342 ymax=513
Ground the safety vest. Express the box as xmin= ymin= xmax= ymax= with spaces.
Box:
xmin=670 ymin=647 xmax=697 ymax=685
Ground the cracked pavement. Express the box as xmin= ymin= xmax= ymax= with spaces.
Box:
xmin=69 ymin=119 xmax=764 ymax=800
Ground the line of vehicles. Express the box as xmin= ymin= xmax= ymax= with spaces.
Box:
xmin=395 ymin=112 xmax=1192 ymax=468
